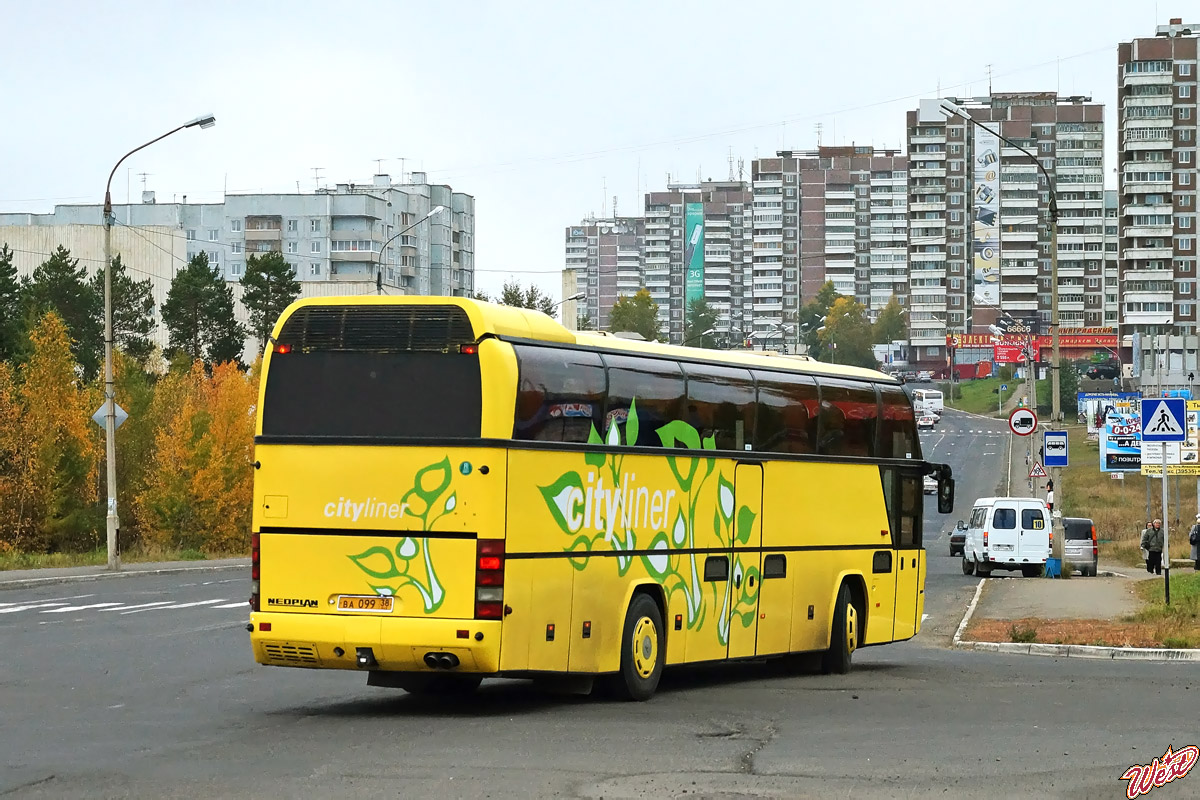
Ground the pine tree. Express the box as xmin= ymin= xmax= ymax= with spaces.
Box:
xmin=90 ymin=255 xmax=156 ymax=363
xmin=240 ymin=251 xmax=301 ymax=350
xmin=161 ymin=252 xmax=247 ymax=367
xmin=0 ymin=244 xmax=20 ymax=362
xmin=21 ymin=246 xmax=103 ymax=380
xmin=497 ymin=280 xmax=556 ymax=315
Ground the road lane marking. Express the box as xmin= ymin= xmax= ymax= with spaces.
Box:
xmin=150 ymin=598 xmax=229 ymax=611
xmin=213 ymin=602 xmax=247 ymax=609
xmin=0 ymin=594 xmax=94 ymax=608
xmin=104 ymin=601 xmax=175 ymax=612
xmin=0 ymin=602 xmax=71 ymax=614
xmin=41 ymin=602 xmax=124 ymax=613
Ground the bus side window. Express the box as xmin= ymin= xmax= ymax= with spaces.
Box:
xmin=815 ymin=378 xmax=879 ymax=458
xmin=878 ymin=383 xmax=918 ymax=459
xmin=752 ymin=370 xmax=818 ymax=454
xmin=681 ymin=363 xmax=756 ymax=451
xmin=512 ymin=345 xmax=606 ymax=443
xmin=879 ymin=467 xmax=921 ymax=547
xmin=603 ymin=354 xmax=685 ymax=447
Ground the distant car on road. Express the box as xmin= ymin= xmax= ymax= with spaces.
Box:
xmin=917 ymin=371 xmax=932 ymax=382
xmin=948 ymin=519 xmax=967 ymax=557
xmin=1085 ymin=364 xmax=1120 ymax=380
xmin=923 ymin=475 xmax=938 ymax=495
xmin=918 ymin=415 xmax=936 ymax=429
xmin=1062 ymin=517 xmax=1098 ymax=577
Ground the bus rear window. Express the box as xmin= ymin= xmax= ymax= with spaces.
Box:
xmin=262 ymin=304 xmax=481 ymax=438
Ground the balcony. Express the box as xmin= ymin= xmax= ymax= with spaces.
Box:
xmin=1000 ymin=283 xmax=1039 ymax=295
xmin=909 ymin=201 xmax=945 ymax=213
xmin=1122 ymin=72 xmax=1174 ymax=86
xmin=1122 ymin=181 xmax=1174 ymax=195
xmin=910 ymin=168 xmax=946 ymax=179
xmin=910 ymin=251 xmax=947 ymax=262
xmin=1123 ymin=224 xmax=1173 ymax=238
xmin=1123 ymin=246 xmax=1174 ymax=260
xmin=245 ymin=228 xmax=282 ymax=241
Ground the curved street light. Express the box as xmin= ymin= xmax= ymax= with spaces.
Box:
xmin=551 ymin=291 xmax=585 ymax=311
xmin=101 ymin=114 xmax=216 ymax=571
xmin=683 ymin=327 xmax=717 ymax=347
xmin=376 ymin=205 xmax=446 ymax=294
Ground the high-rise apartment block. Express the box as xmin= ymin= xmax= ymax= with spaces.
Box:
xmin=907 ymin=93 xmax=1107 ymax=366
xmin=562 ymin=216 xmax=645 ymax=332
xmin=1118 ymin=19 xmax=1199 ymax=335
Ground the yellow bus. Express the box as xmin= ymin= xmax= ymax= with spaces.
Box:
xmin=247 ymin=297 xmax=954 ymax=700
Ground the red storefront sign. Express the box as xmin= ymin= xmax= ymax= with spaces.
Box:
xmin=993 ymin=344 xmax=1030 ymax=364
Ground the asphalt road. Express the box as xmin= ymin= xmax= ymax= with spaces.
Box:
xmin=3 ymin=423 xmax=1197 ymax=799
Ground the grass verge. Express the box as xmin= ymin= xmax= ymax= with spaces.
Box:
xmin=0 ymin=544 xmax=246 ymax=572
xmin=937 ymin=377 xmax=1019 ymax=417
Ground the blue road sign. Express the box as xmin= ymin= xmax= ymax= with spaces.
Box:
xmin=1141 ymin=398 xmax=1187 ymax=443
xmin=1000 ymin=384 xmax=1007 ymax=391
xmin=1043 ymin=431 xmax=1068 ymax=467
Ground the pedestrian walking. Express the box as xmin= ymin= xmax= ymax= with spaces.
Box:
xmin=1141 ymin=518 xmax=1164 ymax=575
xmin=1141 ymin=520 xmax=1151 ymax=565
xmin=1190 ymin=513 xmax=1200 ymax=571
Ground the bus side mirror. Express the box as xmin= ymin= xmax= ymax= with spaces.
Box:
xmin=938 ymin=479 xmax=954 ymax=515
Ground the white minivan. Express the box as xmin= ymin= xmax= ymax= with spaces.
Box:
xmin=961 ymin=497 xmax=1051 ymax=578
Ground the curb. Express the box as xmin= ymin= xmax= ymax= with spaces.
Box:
xmin=0 ymin=560 xmax=249 ymax=590
xmin=951 ymin=574 xmax=1200 ymax=662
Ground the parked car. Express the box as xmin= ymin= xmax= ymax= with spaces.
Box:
xmin=962 ymin=497 xmax=1051 ymax=578
xmin=923 ymin=475 xmax=938 ymax=495
xmin=948 ymin=519 xmax=967 ymax=557
xmin=918 ymin=415 xmax=936 ymax=429
xmin=1062 ymin=517 xmax=1098 ymax=577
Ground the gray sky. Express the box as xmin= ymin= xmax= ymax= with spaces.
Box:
xmin=0 ymin=1 xmax=1179 ymax=299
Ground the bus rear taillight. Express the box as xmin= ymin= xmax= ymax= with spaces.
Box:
xmin=250 ymin=532 xmax=260 ymax=611
xmin=475 ymin=539 xmax=505 ymax=619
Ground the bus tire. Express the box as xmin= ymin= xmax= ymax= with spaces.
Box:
xmin=821 ymin=583 xmax=857 ymax=675
xmin=614 ymin=593 xmax=665 ymax=701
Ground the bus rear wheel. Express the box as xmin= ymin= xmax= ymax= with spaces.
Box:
xmin=613 ymin=593 xmax=665 ymax=701
xmin=821 ymin=584 xmax=857 ymax=675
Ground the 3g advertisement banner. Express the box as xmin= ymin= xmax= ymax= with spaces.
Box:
xmin=972 ymin=126 xmax=1001 ymax=307
xmin=684 ymin=202 xmax=705 ymax=307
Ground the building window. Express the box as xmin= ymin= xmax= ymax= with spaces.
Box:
xmin=1181 ymin=107 xmax=1193 ymax=121
xmin=286 ymin=241 xmax=298 ymax=253
xmin=950 ymin=245 xmax=961 ymax=255
xmin=1088 ymin=277 xmax=1100 ymax=288
xmin=207 ymin=250 xmax=219 ymax=265
xmin=230 ymin=262 xmax=243 ymax=276
xmin=1184 ymin=216 xmax=1195 ymax=229
xmin=1184 ymin=173 xmax=1194 ymax=186
xmin=1183 ymin=85 xmax=1193 ymax=99
xmin=186 ymin=229 xmax=196 ymax=241
xmin=231 ymin=241 xmax=242 ymax=254
xmin=310 ymin=219 xmax=321 ymax=233
xmin=1183 ymin=151 xmax=1194 ymax=164
xmin=1183 ymin=129 xmax=1194 ymax=142
xmin=1181 ymin=237 xmax=1195 ymax=251
xmin=950 ymin=211 xmax=961 ymax=222
xmin=208 ymin=230 xmax=218 ymax=242
xmin=1181 ymin=63 xmax=1193 ymax=76
xmin=287 ymin=219 xmax=298 ymax=232
xmin=311 ymin=241 xmax=322 ymax=253
xmin=230 ymin=219 xmax=242 ymax=233
xmin=309 ymin=262 xmax=321 ymax=276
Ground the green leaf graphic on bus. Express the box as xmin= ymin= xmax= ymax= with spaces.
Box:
xmin=656 ymin=420 xmax=701 ymax=491
xmin=625 ymin=398 xmax=640 ymax=446
xmin=736 ymin=505 xmax=756 ymax=545
xmin=538 ymin=471 xmax=585 ymax=534
xmin=348 ymin=545 xmax=404 ymax=579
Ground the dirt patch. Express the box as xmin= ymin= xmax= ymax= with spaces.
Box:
xmin=965 ymin=616 xmax=1200 ymax=648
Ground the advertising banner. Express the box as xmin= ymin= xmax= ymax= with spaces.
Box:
xmin=993 ymin=344 xmax=1025 ymax=364
xmin=1101 ymin=410 xmax=1142 ymax=473
xmin=1077 ymin=392 xmax=1141 ymax=434
xmin=972 ymin=126 xmax=1001 ymax=306
xmin=684 ymin=202 xmax=705 ymax=307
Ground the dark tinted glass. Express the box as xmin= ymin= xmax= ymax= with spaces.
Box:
xmin=1022 ymin=508 xmax=1046 ymax=530
xmin=816 ymin=378 xmax=879 ymax=457
xmin=604 ymin=354 xmax=685 ymax=447
xmin=753 ymin=371 xmax=819 ymax=454
xmin=262 ymin=352 xmax=480 ymax=438
xmin=682 ymin=363 xmax=756 ymax=451
xmin=1064 ymin=519 xmax=1094 ymax=540
xmin=513 ymin=345 xmax=606 ymax=443
xmin=879 ymin=383 xmax=919 ymax=459
xmin=993 ymin=508 xmax=1017 ymax=529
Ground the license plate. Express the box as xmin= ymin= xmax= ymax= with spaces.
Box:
xmin=994 ymin=544 xmax=1014 ymax=551
xmin=337 ymin=595 xmax=394 ymax=613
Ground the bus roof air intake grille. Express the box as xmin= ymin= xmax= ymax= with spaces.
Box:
xmin=277 ymin=305 xmax=475 ymax=353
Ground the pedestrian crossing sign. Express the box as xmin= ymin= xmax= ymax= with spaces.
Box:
xmin=1029 ymin=462 xmax=1048 ymax=478
xmin=1141 ymin=398 xmax=1187 ymax=443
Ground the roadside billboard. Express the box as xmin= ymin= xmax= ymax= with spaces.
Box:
xmin=972 ymin=126 xmax=1001 ymax=306
xmin=1101 ymin=410 xmax=1141 ymax=473
xmin=1077 ymin=392 xmax=1140 ymax=434
xmin=684 ymin=202 xmax=704 ymax=307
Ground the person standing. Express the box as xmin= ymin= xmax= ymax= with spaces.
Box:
xmin=1141 ymin=518 xmax=1164 ymax=575
xmin=1190 ymin=513 xmax=1200 ymax=571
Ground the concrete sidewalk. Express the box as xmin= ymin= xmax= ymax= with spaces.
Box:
xmin=0 ymin=557 xmax=248 ymax=590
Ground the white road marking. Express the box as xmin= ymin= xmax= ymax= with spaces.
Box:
xmin=0 ymin=602 xmax=71 ymax=614
xmin=41 ymin=602 xmax=124 ymax=613
xmin=103 ymin=601 xmax=174 ymax=612
xmin=0 ymin=594 xmax=93 ymax=608
xmin=140 ymin=598 xmax=229 ymax=611
xmin=213 ymin=601 xmax=247 ymax=609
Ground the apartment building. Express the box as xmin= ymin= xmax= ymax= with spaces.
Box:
xmin=1118 ymin=19 xmax=1199 ymax=336
xmin=751 ymin=147 xmax=908 ymax=345
xmin=561 ymin=216 xmax=644 ymax=331
xmin=907 ymin=92 xmax=1106 ymax=367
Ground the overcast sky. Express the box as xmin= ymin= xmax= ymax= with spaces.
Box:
xmin=0 ymin=1 xmax=1179 ymax=299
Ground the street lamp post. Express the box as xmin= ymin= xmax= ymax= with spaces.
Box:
xmin=683 ymin=327 xmax=717 ymax=347
xmin=941 ymin=99 xmax=1064 ymax=560
xmin=550 ymin=291 xmax=586 ymax=320
xmin=376 ymin=205 xmax=446 ymax=295
xmin=101 ymin=114 xmax=216 ymax=572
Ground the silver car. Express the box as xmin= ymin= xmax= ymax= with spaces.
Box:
xmin=1062 ymin=517 xmax=1098 ymax=577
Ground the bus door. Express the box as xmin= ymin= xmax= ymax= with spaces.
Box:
xmin=727 ymin=463 xmax=763 ymax=659
xmin=886 ymin=467 xmax=924 ymax=640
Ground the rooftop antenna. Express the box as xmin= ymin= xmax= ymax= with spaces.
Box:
xmin=137 ymin=172 xmax=151 ymax=192
xmin=602 ymin=177 xmax=607 ymax=217
xmin=728 ymin=147 xmax=735 ymax=181
xmin=737 ymin=157 xmax=745 ymax=181
xmin=987 ymin=63 xmax=993 ymax=96
xmin=613 ymin=195 xmax=618 ymax=218
xmin=312 ymin=167 xmax=324 ymax=191
xmin=815 ymin=122 xmax=823 ymax=147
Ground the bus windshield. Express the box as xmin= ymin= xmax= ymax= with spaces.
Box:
xmin=261 ymin=304 xmax=481 ymax=439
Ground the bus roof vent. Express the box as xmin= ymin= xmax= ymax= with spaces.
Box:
xmin=277 ymin=304 xmax=475 ymax=353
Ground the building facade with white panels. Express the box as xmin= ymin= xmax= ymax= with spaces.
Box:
xmin=561 ymin=216 xmax=644 ymax=332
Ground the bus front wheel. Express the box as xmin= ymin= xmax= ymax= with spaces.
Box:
xmin=821 ymin=584 xmax=857 ymax=675
xmin=613 ymin=593 xmax=665 ymax=701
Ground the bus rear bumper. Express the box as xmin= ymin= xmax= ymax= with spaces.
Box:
xmin=249 ymin=611 xmax=502 ymax=673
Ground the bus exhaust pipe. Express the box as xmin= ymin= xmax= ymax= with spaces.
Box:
xmin=423 ymin=652 xmax=460 ymax=670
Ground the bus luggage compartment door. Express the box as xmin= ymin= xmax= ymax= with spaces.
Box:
xmin=727 ymin=463 xmax=763 ymax=659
